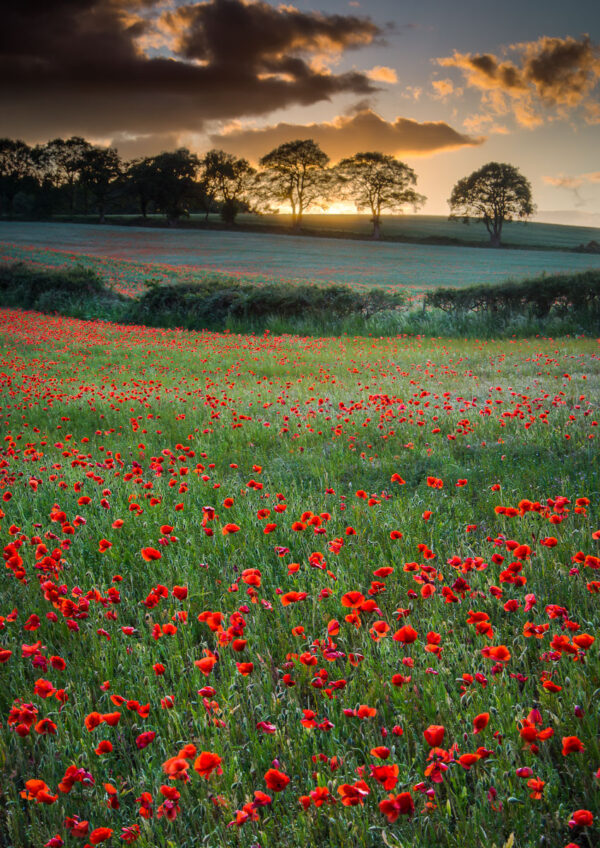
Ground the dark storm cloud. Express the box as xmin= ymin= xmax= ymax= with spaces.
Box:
xmin=208 ymin=109 xmax=483 ymax=162
xmin=0 ymin=0 xmax=380 ymax=141
xmin=164 ymin=0 xmax=381 ymax=66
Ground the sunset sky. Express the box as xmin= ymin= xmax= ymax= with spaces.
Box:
xmin=2 ymin=0 xmax=599 ymax=220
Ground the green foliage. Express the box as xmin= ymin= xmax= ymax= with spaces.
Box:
xmin=449 ymin=162 xmax=535 ymax=247
xmin=424 ymin=270 xmax=600 ymax=318
xmin=335 ymin=152 xmax=425 ymax=238
xmin=257 ymin=139 xmax=332 ymax=226
xmin=0 ymin=262 xmax=110 ymax=308
xmin=126 ymin=278 xmax=405 ymax=330
xmin=3 ymin=260 xmax=600 ymax=339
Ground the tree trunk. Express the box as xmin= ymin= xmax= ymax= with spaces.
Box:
xmin=140 ymin=198 xmax=147 ymax=219
xmin=371 ymin=217 xmax=381 ymax=240
xmin=490 ymin=219 xmax=502 ymax=248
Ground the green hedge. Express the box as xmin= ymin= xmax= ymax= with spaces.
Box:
xmin=424 ymin=270 xmax=600 ymax=317
xmin=0 ymin=262 xmax=110 ymax=308
xmin=125 ymin=278 xmax=404 ymax=329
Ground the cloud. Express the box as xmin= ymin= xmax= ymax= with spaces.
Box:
xmin=0 ymin=0 xmax=380 ymax=141
xmin=438 ymin=35 xmax=600 ymax=127
xmin=543 ymin=175 xmax=584 ymax=190
xmin=365 ymin=66 xmax=398 ymax=83
xmin=462 ymin=113 xmax=509 ymax=134
xmin=108 ymin=131 xmax=185 ymax=160
xmin=430 ymin=78 xmax=460 ymax=99
xmin=543 ymin=171 xmax=600 ymax=207
xmin=208 ymin=108 xmax=483 ymax=162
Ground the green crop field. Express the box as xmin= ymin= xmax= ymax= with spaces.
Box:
xmin=2 ymin=221 xmax=600 ymax=298
xmin=231 ymin=212 xmax=600 ymax=250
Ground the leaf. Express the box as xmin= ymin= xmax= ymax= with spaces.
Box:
xmin=502 ymin=835 xmax=515 ymax=848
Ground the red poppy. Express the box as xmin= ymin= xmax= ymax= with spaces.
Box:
xmin=337 ymin=779 xmax=370 ymax=806
xmin=569 ymin=809 xmax=593 ymax=828
xmin=341 ymin=591 xmax=365 ymax=608
xmin=89 ymin=827 xmax=113 ymax=845
xmin=264 ymin=768 xmax=290 ymax=792
xmin=423 ymin=725 xmax=445 ymax=747
xmin=194 ymin=752 xmax=223 ymax=780
xmin=562 ymin=736 xmax=584 ymax=756
xmin=473 ymin=712 xmax=490 ymax=734
xmin=141 ymin=547 xmax=162 ymax=561
xmin=393 ymin=625 xmax=418 ymax=644
xmin=379 ymin=791 xmax=414 ymax=821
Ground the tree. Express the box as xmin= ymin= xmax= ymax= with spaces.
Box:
xmin=448 ymin=162 xmax=535 ymax=247
xmin=147 ymin=148 xmax=200 ymax=225
xmin=80 ymin=147 xmax=122 ymax=223
xmin=257 ymin=139 xmax=331 ymax=228
xmin=126 ymin=158 xmax=156 ymax=219
xmin=335 ymin=152 xmax=424 ymax=239
xmin=201 ymin=150 xmax=255 ymax=224
xmin=0 ymin=139 xmax=35 ymax=217
xmin=37 ymin=137 xmax=93 ymax=213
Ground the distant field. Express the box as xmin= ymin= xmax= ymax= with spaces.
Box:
xmin=233 ymin=213 xmax=600 ymax=250
xmin=2 ymin=221 xmax=600 ymax=298
xmin=40 ymin=212 xmax=600 ymax=250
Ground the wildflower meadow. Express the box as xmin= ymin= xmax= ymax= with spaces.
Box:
xmin=0 ymin=307 xmax=597 ymax=848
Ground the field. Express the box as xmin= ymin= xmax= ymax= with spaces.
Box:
xmin=3 ymin=222 xmax=600 ymax=298
xmin=223 ymin=213 xmax=600 ymax=250
xmin=0 ymin=308 xmax=598 ymax=848
xmin=42 ymin=213 xmax=600 ymax=251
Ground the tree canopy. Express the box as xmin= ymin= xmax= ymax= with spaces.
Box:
xmin=147 ymin=148 xmax=200 ymax=225
xmin=202 ymin=150 xmax=255 ymax=224
xmin=0 ymin=139 xmax=35 ymax=217
xmin=335 ymin=152 xmax=424 ymax=239
xmin=448 ymin=162 xmax=535 ymax=247
xmin=257 ymin=139 xmax=331 ymax=228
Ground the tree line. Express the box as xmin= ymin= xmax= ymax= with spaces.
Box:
xmin=0 ymin=136 xmax=534 ymax=244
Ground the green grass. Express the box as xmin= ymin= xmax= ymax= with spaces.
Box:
xmin=27 ymin=212 xmax=600 ymax=251
xmin=0 ymin=309 xmax=598 ymax=848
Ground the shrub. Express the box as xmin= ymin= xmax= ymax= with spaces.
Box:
xmin=424 ymin=270 xmax=600 ymax=318
xmin=126 ymin=280 xmax=405 ymax=330
xmin=0 ymin=262 xmax=110 ymax=309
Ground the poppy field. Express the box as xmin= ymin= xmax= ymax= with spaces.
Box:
xmin=0 ymin=308 xmax=598 ymax=848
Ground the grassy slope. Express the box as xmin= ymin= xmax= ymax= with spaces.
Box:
xmin=2 ymin=222 xmax=600 ymax=299
xmin=39 ymin=212 xmax=600 ymax=251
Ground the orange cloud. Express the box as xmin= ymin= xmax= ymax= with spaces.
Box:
xmin=430 ymin=78 xmax=459 ymax=99
xmin=209 ymin=108 xmax=483 ymax=162
xmin=365 ymin=66 xmax=398 ymax=83
xmin=438 ymin=35 xmax=600 ymax=128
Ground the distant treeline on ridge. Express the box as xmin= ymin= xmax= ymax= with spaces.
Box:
xmin=0 ymin=137 xmax=534 ymax=245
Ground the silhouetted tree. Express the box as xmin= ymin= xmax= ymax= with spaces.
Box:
xmin=80 ymin=147 xmax=122 ymax=223
xmin=448 ymin=162 xmax=535 ymax=247
xmin=257 ymin=139 xmax=331 ymax=228
xmin=148 ymin=148 xmax=200 ymax=225
xmin=202 ymin=150 xmax=255 ymax=224
xmin=0 ymin=139 xmax=35 ymax=217
xmin=37 ymin=137 xmax=93 ymax=214
xmin=335 ymin=152 xmax=424 ymax=239
xmin=126 ymin=158 xmax=156 ymax=218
